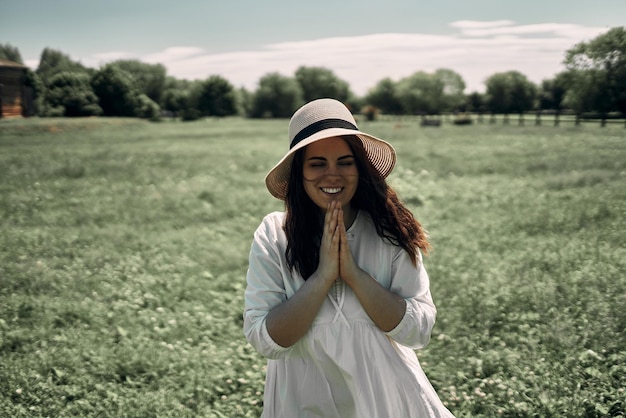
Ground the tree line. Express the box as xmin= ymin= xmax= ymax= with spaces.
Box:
xmin=1 ymin=26 xmax=624 ymax=121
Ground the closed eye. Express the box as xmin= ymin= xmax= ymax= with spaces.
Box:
xmin=338 ymin=156 xmax=355 ymax=166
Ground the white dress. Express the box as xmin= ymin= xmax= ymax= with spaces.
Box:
xmin=244 ymin=211 xmax=455 ymax=418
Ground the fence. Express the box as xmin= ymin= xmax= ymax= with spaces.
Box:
xmin=377 ymin=112 xmax=626 ymax=128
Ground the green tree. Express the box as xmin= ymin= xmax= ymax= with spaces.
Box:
xmin=564 ymin=26 xmax=626 ymax=114
xmin=193 ymin=75 xmax=239 ymax=117
xmin=36 ymin=48 xmax=89 ymax=82
xmin=396 ymin=71 xmax=444 ymax=114
xmin=294 ymin=66 xmax=351 ymax=103
xmin=238 ymin=87 xmax=253 ymax=117
xmin=45 ymin=71 xmax=102 ymax=116
xmin=162 ymin=89 xmax=189 ymax=115
xmin=434 ymin=68 xmax=466 ymax=111
xmin=250 ymin=73 xmax=303 ymax=118
xmin=0 ymin=43 xmax=23 ymax=64
xmin=467 ymin=92 xmax=485 ymax=113
xmin=484 ymin=73 xmax=509 ymax=114
xmin=91 ymin=64 xmax=141 ymax=117
xmin=485 ymin=71 xmax=536 ymax=115
xmin=161 ymin=77 xmax=193 ymax=115
xmin=110 ymin=60 xmax=167 ymax=105
xmin=23 ymin=69 xmax=45 ymax=116
xmin=539 ymin=72 xmax=568 ymax=111
xmin=135 ymin=94 xmax=161 ymax=120
xmin=562 ymin=69 xmax=605 ymax=115
xmin=365 ymin=78 xmax=403 ymax=115
xmin=509 ymin=72 xmax=537 ymax=113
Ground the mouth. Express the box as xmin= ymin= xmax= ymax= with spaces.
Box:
xmin=321 ymin=187 xmax=343 ymax=195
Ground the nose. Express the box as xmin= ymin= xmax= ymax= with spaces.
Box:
xmin=317 ymin=165 xmax=342 ymax=180
xmin=324 ymin=164 xmax=341 ymax=176
xmin=304 ymin=163 xmax=349 ymax=182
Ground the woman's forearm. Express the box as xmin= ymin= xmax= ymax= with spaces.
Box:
xmin=347 ymin=270 xmax=406 ymax=332
xmin=266 ymin=272 xmax=335 ymax=347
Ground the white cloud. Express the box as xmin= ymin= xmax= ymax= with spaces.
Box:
xmin=67 ymin=20 xmax=612 ymax=94
xmin=143 ymin=46 xmax=206 ymax=64
xmin=449 ymin=20 xmax=516 ymax=29
xmin=87 ymin=51 xmax=134 ymax=67
xmin=24 ymin=59 xmax=39 ymax=70
xmin=91 ymin=51 xmax=132 ymax=60
xmin=451 ymin=21 xmax=607 ymax=39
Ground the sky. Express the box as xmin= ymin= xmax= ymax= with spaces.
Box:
xmin=1 ymin=0 xmax=624 ymax=94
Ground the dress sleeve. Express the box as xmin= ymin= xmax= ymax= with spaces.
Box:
xmin=243 ymin=217 xmax=293 ymax=359
xmin=384 ymin=249 xmax=437 ymax=350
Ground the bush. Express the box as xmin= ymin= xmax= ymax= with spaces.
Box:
xmin=44 ymin=105 xmax=66 ymax=117
xmin=194 ymin=76 xmax=239 ymax=117
xmin=136 ymin=94 xmax=161 ymax=120
xmin=249 ymin=73 xmax=303 ymax=118
xmin=45 ymin=71 xmax=102 ymax=117
xmin=162 ymin=89 xmax=189 ymax=115
xmin=295 ymin=66 xmax=351 ymax=103
xmin=361 ymin=105 xmax=379 ymax=121
xmin=91 ymin=65 xmax=140 ymax=117
xmin=181 ymin=108 xmax=201 ymax=121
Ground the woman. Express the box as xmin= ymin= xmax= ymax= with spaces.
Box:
xmin=244 ymin=98 xmax=454 ymax=417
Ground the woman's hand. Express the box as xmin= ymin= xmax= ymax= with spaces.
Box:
xmin=315 ymin=200 xmax=341 ymax=285
xmin=337 ymin=207 xmax=366 ymax=285
xmin=265 ymin=201 xmax=341 ymax=348
xmin=337 ymin=207 xmax=406 ymax=332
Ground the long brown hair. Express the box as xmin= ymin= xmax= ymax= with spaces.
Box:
xmin=284 ymin=135 xmax=430 ymax=280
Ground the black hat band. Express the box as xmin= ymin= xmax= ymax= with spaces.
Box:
xmin=290 ymin=119 xmax=357 ymax=149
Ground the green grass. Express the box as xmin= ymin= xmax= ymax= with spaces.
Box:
xmin=1 ymin=117 xmax=625 ymax=417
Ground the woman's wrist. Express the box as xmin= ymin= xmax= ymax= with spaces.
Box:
xmin=311 ymin=269 xmax=338 ymax=289
xmin=341 ymin=267 xmax=367 ymax=288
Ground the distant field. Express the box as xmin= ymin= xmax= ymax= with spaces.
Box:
xmin=1 ymin=117 xmax=625 ymax=417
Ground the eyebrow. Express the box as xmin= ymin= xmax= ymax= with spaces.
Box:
xmin=306 ymin=154 xmax=354 ymax=161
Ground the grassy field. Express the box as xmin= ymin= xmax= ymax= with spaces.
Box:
xmin=0 ymin=116 xmax=625 ymax=417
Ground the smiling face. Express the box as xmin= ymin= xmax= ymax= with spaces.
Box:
xmin=302 ymin=136 xmax=359 ymax=214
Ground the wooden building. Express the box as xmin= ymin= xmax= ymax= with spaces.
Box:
xmin=0 ymin=58 xmax=31 ymax=118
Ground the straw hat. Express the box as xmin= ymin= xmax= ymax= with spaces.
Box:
xmin=265 ymin=98 xmax=396 ymax=200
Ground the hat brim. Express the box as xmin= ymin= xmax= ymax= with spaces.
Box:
xmin=265 ymin=128 xmax=396 ymax=200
